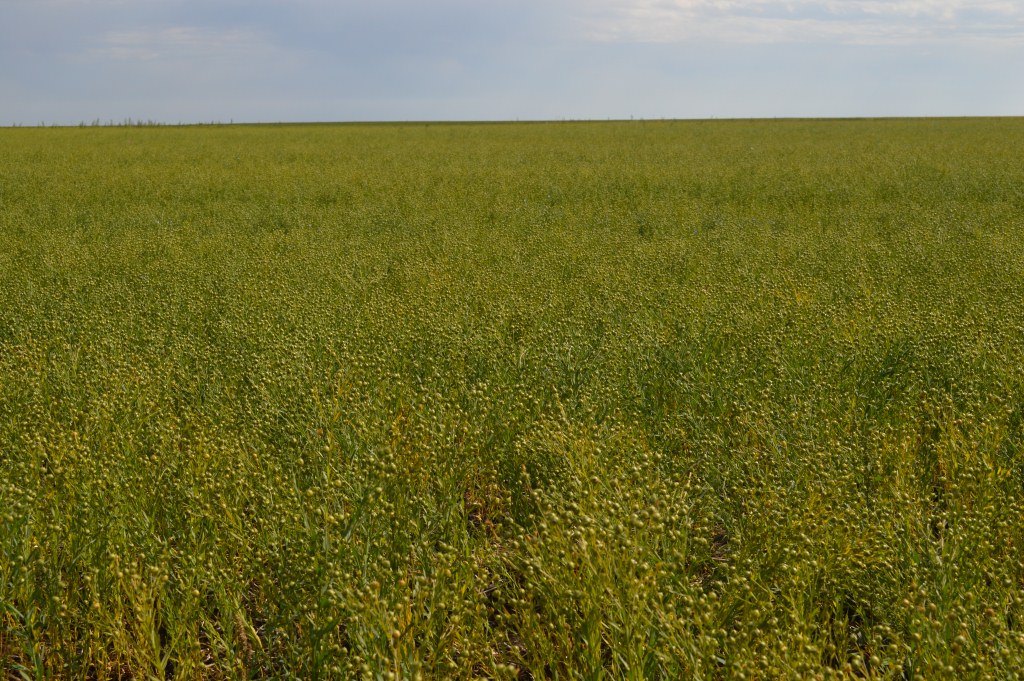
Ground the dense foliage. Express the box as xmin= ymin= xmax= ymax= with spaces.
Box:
xmin=2 ymin=119 xmax=1024 ymax=679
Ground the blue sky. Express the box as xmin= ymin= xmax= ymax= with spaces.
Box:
xmin=2 ymin=0 xmax=1022 ymax=124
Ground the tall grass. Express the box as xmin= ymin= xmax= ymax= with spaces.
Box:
xmin=1 ymin=119 xmax=1023 ymax=678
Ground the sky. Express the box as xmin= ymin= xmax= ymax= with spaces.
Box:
xmin=1 ymin=0 xmax=1022 ymax=124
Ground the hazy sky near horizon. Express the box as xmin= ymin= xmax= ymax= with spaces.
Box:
xmin=2 ymin=0 xmax=1022 ymax=124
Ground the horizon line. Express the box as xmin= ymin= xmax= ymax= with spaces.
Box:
xmin=3 ymin=114 xmax=1023 ymax=129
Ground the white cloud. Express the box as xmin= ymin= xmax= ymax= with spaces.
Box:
xmin=86 ymin=26 xmax=265 ymax=61
xmin=3 ymin=0 xmax=1023 ymax=123
xmin=582 ymin=0 xmax=1024 ymax=45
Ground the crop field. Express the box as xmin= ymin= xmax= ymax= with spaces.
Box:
xmin=1 ymin=118 xmax=1024 ymax=679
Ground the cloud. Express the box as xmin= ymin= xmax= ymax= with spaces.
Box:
xmin=581 ymin=0 xmax=1024 ymax=45
xmin=86 ymin=26 xmax=265 ymax=61
xmin=1 ymin=0 xmax=1022 ymax=123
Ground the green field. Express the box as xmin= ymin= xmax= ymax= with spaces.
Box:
xmin=2 ymin=119 xmax=1024 ymax=679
